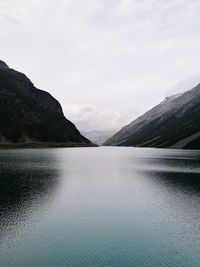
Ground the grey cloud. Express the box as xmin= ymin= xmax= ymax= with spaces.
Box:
xmin=1 ymin=0 xmax=200 ymax=131
xmin=64 ymin=105 xmax=139 ymax=132
xmin=167 ymin=77 xmax=200 ymax=96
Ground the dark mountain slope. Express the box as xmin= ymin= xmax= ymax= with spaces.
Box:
xmin=0 ymin=60 xmax=93 ymax=147
xmin=104 ymin=84 xmax=200 ymax=149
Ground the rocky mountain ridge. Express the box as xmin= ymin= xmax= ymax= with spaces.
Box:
xmin=104 ymin=84 xmax=200 ymax=149
xmin=0 ymin=60 xmax=93 ymax=147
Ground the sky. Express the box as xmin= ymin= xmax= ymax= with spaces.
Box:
xmin=1 ymin=0 xmax=200 ymax=132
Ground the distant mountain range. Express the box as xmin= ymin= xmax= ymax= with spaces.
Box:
xmin=0 ymin=60 xmax=94 ymax=147
xmin=81 ymin=130 xmax=115 ymax=145
xmin=104 ymin=84 xmax=200 ymax=149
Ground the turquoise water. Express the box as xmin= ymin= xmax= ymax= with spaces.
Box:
xmin=1 ymin=147 xmax=200 ymax=267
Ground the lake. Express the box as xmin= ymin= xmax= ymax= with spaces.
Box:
xmin=1 ymin=147 xmax=200 ymax=267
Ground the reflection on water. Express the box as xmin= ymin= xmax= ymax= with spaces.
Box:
xmin=134 ymin=151 xmax=200 ymax=194
xmin=0 ymin=149 xmax=60 ymax=242
xmin=150 ymin=169 xmax=200 ymax=194
xmin=0 ymin=147 xmax=200 ymax=267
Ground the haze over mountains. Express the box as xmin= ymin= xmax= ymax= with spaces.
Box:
xmin=166 ymin=77 xmax=200 ymax=97
xmin=0 ymin=60 xmax=93 ymax=147
xmin=104 ymin=84 xmax=200 ymax=149
xmin=81 ymin=130 xmax=115 ymax=145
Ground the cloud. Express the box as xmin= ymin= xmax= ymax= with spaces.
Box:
xmin=167 ymin=76 xmax=200 ymax=96
xmin=1 ymin=0 xmax=200 ymax=131
xmin=63 ymin=105 xmax=139 ymax=131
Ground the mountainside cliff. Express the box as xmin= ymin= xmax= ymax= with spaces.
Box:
xmin=104 ymin=84 xmax=200 ymax=149
xmin=0 ymin=60 xmax=93 ymax=147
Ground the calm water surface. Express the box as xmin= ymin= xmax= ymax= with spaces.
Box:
xmin=1 ymin=147 xmax=200 ymax=267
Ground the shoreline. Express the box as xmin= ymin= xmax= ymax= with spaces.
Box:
xmin=0 ymin=142 xmax=98 ymax=149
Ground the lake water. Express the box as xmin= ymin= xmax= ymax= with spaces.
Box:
xmin=1 ymin=147 xmax=200 ymax=267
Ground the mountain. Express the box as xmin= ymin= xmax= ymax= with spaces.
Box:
xmin=81 ymin=130 xmax=115 ymax=145
xmin=104 ymin=84 xmax=200 ymax=149
xmin=0 ymin=60 xmax=94 ymax=147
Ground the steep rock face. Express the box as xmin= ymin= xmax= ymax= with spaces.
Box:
xmin=104 ymin=84 xmax=200 ymax=149
xmin=0 ymin=60 xmax=93 ymax=146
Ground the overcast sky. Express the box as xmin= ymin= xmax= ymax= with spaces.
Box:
xmin=1 ymin=0 xmax=200 ymax=131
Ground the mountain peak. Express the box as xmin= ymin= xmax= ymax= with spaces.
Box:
xmin=0 ymin=60 xmax=9 ymax=70
xmin=0 ymin=60 xmax=94 ymax=147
